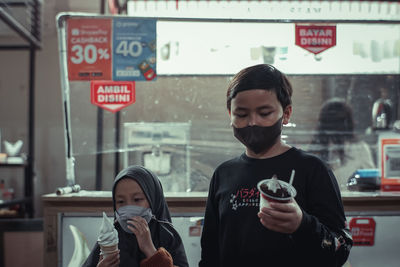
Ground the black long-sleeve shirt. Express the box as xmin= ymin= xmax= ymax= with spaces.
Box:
xmin=199 ymin=147 xmax=352 ymax=267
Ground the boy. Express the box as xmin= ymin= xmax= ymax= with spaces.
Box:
xmin=199 ymin=64 xmax=352 ymax=267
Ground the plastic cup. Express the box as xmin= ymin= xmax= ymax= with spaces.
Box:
xmin=257 ymin=179 xmax=297 ymax=211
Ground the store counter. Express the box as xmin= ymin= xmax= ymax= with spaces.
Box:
xmin=42 ymin=191 xmax=206 ymax=267
xmin=42 ymin=190 xmax=400 ymax=267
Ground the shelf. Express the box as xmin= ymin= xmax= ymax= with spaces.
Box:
xmin=0 ymin=217 xmax=43 ymax=230
xmin=0 ymin=0 xmax=41 ymax=219
xmin=0 ymin=162 xmax=27 ymax=168
xmin=0 ymin=197 xmax=30 ymax=209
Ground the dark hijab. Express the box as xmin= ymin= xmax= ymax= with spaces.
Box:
xmin=112 ymin=165 xmax=172 ymax=222
xmin=82 ymin=165 xmax=188 ymax=267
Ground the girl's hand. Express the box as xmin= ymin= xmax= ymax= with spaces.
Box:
xmin=97 ymin=250 xmax=120 ymax=267
xmin=127 ymin=216 xmax=157 ymax=258
xmin=257 ymin=198 xmax=303 ymax=234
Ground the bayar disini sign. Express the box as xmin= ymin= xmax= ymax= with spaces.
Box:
xmin=295 ymin=24 xmax=336 ymax=55
xmin=91 ymin=81 xmax=135 ymax=113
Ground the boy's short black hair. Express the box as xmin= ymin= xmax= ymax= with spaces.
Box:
xmin=226 ymin=64 xmax=293 ymax=110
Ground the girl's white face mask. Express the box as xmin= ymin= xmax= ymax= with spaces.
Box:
xmin=115 ymin=205 xmax=153 ymax=233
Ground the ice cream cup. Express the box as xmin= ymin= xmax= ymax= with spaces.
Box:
xmin=257 ymin=179 xmax=297 ymax=211
xmin=99 ymin=244 xmax=118 ymax=258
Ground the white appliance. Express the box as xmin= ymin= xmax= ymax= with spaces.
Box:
xmin=123 ymin=122 xmax=191 ymax=192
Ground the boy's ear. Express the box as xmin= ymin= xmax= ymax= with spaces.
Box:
xmin=228 ymin=109 xmax=231 ymax=116
xmin=283 ymin=105 xmax=292 ymax=124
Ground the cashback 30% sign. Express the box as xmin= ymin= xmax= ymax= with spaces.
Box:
xmin=70 ymin=47 xmax=110 ymax=64
xmin=67 ymin=19 xmax=112 ymax=80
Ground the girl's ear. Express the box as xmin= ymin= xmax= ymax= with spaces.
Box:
xmin=283 ymin=105 xmax=292 ymax=124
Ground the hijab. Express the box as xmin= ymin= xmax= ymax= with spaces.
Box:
xmin=83 ymin=165 xmax=188 ymax=267
xmin=112 ymin=165 xmax=172 ymax=222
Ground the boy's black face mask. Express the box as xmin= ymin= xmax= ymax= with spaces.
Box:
xmin=233 ymin=117 xmax=283 ymax=154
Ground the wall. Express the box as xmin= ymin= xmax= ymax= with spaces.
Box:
xmin=4 ymin=231 xmax=43 ymax=267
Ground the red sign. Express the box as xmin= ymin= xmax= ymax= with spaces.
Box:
xmin=380 ymin=138 xmax=400 ymax=191
xmin=189 ymin=226 xmax=202 ymax=237
xmin=90 ymin=81 xmax=135 ymax=113
xmin=67 ymin=18 xmax=112 ymax=80
xmin=349 ymin=217 xmax=376 ymax=246
xmin=295 ymin=24 xmax=336 ymax=55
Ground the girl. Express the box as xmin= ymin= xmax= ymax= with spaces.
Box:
xmin=83 ymin=165 xmax=188 ymax=267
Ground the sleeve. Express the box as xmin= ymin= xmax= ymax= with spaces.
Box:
xmin=158 ymin=223 xmax=189 ymax=267
xmin=167 ymin=228 xmax=189 ymax=267
xmin=81 ymin=242 xmax=100 ymax=267
xmin=140 ymin=247 xmax=173 ymax=267
xmin=291 ymin=163 xmax=353 ymax=267
xmin=199 ymin=172 xmax=220 ymax=267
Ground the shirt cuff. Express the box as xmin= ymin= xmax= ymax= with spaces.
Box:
xmin=291 ymin=209 xmax=312 ymax=241
xmin=140 ymin=247 xmax=173 ymax=267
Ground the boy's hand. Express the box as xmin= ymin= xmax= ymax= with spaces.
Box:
xmin=257 ymin=198 xmax=303 ymax=234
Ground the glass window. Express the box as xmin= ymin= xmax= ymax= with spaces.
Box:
xmin=61 ymin=1 xmax=400 ymax=194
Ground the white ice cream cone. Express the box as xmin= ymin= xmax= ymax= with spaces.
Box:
xmin=99 ymin=243 xmax=118 ymax=258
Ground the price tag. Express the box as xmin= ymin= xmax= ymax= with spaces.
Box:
xmin=67 ymin=18 xmax=112 ymax=80
xmin=112 ymin=18 xmax=157 ymax=81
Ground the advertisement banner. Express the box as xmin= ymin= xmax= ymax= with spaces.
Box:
xmin=90 ymin=81 xmax=135 ymax=113
xmin=67 ymin=18 xmax=112 ymax=80
xmin=295 ymin=24 xmax=336 ymax=55
xmin=112 ymin=18 xmax=157 ymax=81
